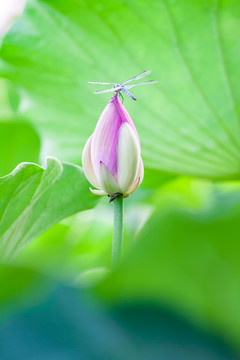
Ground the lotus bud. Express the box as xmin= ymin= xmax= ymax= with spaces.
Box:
xmin=82 ymin=94 xmax=144 ymax=201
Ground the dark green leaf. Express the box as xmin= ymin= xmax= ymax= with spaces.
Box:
xmin=0 ymin=275 xmax=237 ymax=359
xmin=96 ymin=190 xmax=240 ymax=346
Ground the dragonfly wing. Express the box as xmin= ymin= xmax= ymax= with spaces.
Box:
xmin=94 ymin=88 xmax=115 ymax=94
xmin=125 ymin=80 xmax=158 ymax=89
xmin=122 ymin=70 xmax=152 ymax=85
xmin=88 ymin=81 xmax=116 ymax=85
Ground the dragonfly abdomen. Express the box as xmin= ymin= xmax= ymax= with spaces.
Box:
xmin=121 ymin=87 xmax=137 ymax=101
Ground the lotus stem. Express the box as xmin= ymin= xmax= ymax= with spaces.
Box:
xmin=111 ymin=195 xmax=124 ymax=269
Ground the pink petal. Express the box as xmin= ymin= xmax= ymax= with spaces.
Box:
xmin=126 ymin=157 xmax=144 ymax=194
xmin=89 ymin=188 xmax=107 ymax=196
xmin=91 ymin=95 xmax=140 ymax=179
xmin=98 ymin=161 xmax=120 ymax=194
xmin=117 ymin=122 xmax=140 ymax=194
xmin=82 ymin=135 xmax=101 ymax=189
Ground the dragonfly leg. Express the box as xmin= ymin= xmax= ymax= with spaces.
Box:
xmin=118 ymin=91 xmax=124 ymax=104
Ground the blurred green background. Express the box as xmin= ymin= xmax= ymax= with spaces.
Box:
xmin=1 ymin=0 xmax=240 ymax=358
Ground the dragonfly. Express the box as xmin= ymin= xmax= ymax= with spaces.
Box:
xmin=88 ymin=70 xmax=157 ymax=101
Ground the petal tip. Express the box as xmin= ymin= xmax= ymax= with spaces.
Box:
xmin=89 ymin=187 xmax=107 ymax=196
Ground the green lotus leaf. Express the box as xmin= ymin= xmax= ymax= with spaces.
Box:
xmin=0 ymin=0 xmax=239 ymax=179
xmin=0 ymin=157 xmax=97 ymax=258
